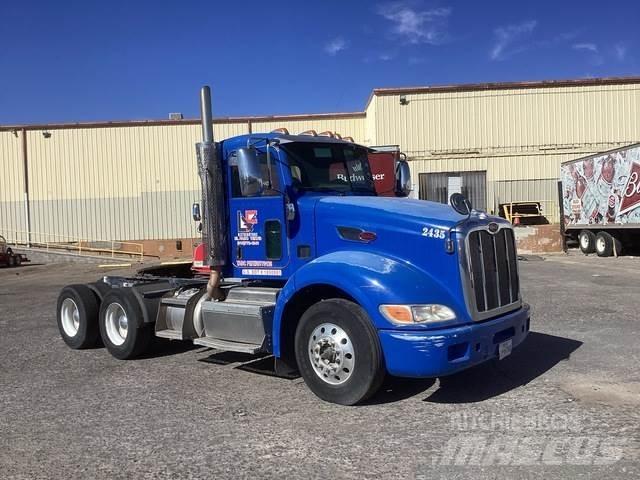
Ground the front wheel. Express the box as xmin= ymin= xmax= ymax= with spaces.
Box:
xmin=294 ymin=299 xmax=385 ymax=405
xmin=99 ymin=289 xmax=152 ymax=359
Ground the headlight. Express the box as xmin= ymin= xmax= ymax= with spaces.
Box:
xmin=379 ymin=304 xmax=456 ymax=325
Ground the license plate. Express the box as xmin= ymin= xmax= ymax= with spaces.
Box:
xmin=498 ymin=339 xmax=513 ymax=360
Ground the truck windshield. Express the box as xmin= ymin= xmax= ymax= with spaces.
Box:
xmin=283 ymin=142 xmax=376 ymax=194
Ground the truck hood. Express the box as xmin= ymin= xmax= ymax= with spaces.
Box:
xmin=315 ymin=196 xmax=467 ymax=230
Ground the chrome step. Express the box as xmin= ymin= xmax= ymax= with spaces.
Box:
xmin=193 ymin=337 xmax=263 ymax=354
xmin=155 ymin=329 xmax=184 ymax=340
xmin=225 ymin=286 xmax=280 ymax=304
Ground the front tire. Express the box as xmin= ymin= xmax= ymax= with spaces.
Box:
xmin=57 ymin=285 xmax=100 ymax=349
xmin=99 ymin=289 xmax=152 ymax=360
xmin=294 ymin=299 xmax=385 ymax=405
xmin=579 ymin=230 xmax=596 ymax=254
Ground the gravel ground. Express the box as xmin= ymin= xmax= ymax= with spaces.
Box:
xmin=1 ymin=253 xmax=639 ymax=479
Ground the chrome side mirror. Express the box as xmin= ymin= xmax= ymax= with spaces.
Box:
xmin=237 ymin=147 xmax=264 ymax=197
xmin=396 ymin=160 xmax=412 ymax=196
xmin=192 ymin=202 xmax=201 ymax=222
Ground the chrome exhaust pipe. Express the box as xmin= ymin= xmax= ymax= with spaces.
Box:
xmin=196 ymin=86 xmax=227 ymax=300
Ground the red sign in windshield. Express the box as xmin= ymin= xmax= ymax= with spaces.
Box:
xmin=368 ymin=152 xmax=397 ymax=196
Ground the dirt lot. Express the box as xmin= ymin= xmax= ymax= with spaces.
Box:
xmin=1 ymin=253 xmax=639 ymax=479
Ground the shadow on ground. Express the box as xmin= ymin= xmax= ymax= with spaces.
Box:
xmin=165 ymin=331 xmax=582 ymax=405
xmin=424 ymin=331 xmax=582 ymax=403
xmin=366 ymin=331 xmax=582 ymax=405
xmin=138 ymin=338 xmax=201 ymax=359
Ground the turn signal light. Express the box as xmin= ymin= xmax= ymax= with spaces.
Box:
xmin=379 ymin=305 xmax=413 ymax=324
xmin=379 ymin=304 xmax=456 ymax=325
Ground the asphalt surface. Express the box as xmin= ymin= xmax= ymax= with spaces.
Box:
xmin=1 ymin=253 xmax=639 ymax=479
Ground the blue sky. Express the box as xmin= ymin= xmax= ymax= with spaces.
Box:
xmin=1 ymin=0 xmax=638 ymax=124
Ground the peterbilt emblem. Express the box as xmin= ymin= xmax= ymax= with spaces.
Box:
xmin=488 ymin=222 xmax=500 ymax=233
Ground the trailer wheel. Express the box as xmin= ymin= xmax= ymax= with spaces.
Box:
xmin=595 ymin=232 xmax=622 ymax=257
xmin=7 ymin=255 xmax=15 ymax=267
xmin=294 ymin=299 xmax=385 ymax=405
xmin=99 ymin=289 xmax=152 ymax=360
xmin=57 ymin=285 xmax=100 ymax=349
xmin=579 ymin=230 xmax=596 ymax=254
xmin=14 ymin=255 xmax=22 ymax=267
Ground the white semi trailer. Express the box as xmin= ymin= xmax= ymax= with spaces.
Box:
xmin=560 ymin=143 xmax=640 ymax=256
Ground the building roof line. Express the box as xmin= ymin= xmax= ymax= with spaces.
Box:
xmin=364 ymin=76 xmax=640 ymax=110
xmin=3 ymin=76 xmax=640 ymax=132
xmin=0 ymin=111 xmax=366 ymax=132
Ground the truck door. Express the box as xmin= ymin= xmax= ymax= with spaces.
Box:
xmin=228 ymin=148 xmax=289 ymax=279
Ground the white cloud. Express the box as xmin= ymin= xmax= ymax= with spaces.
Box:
xmin=573 ymin=42 xmax=604 ymax=65
xmin=379 ymin=53 xmax=394 ymax=61
xmin=573 ymin=43 xmax=598 ymax=53
xmin=324 ymin=37 xmax=347 ymax=56
xmin=377 ymin=2 xmax=451 ymax=45
xmin=490 ymin=20 xmax=537 ymax=61
xmin=615 ymin=43 xmax=627 ymax=61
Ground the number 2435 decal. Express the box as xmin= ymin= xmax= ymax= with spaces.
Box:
xmin=422 ymin=227 xmax=446 ymax=239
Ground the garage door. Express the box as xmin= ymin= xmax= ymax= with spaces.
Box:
xmin=418 ymin=171 xmax=487 ymax=211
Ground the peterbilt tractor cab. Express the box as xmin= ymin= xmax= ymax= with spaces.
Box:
xmin=191 ymin=133 xmax=411 ymax=279
xmin=57 ymin=86 xmax=530 ymax=405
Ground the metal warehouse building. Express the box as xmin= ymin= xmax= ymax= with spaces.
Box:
xmin=2 ymin=76 xmax=640 ymax=254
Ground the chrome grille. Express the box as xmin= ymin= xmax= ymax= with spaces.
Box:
xmin=466 ymin=227 xmax=519 ymax=315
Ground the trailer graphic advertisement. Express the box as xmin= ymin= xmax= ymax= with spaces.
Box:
xmin=561 ymin=144 xmax=640 ymax=226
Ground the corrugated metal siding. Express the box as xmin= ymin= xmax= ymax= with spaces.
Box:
xmin=24 ymin=122 xmax=250 ymax=242
xmin=0 ymin=131 xmax=26 ymax=234
xmin=377 ymin=83 xmax=640 ymax=212
xmin=4 ymin=116 xmax=366 ymax=242
xmin=3 ymin=81 xmax=640 ymax=242
xmin=373 ymin=84 xmax=640 ymax=156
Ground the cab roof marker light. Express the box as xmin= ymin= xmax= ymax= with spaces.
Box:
xmin=300 ymin=129 xmax=318 ymax=136
xmin=271 ymin=127 xmax=290 ymax=135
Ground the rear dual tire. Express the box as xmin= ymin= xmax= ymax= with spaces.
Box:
xmin=595 ymin=231 xmax=623 ymax=257
xmin=57 ymin=285 xmax=152 ymax=359
xmin=579 ymin=230 xmax=596 ymax=254
xmin=57 ymin=285 xmax=100 ymax=349
xmin=99 ymin=289 xmax=152 ymax=360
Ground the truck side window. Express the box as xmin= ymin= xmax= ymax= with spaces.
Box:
xmin=230 ymin=151 xmax=281 ymax=197
xmin=265 ymin=220 xmax=282 ymax=260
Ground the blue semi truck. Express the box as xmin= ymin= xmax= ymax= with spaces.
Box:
xmin=57 ymin=87 xmax=530 ymax=405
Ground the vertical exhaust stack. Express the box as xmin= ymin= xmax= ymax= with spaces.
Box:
xmin=196 ymin=86 xmax=227 ymax=301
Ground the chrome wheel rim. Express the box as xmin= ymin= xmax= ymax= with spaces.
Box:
xmin=596 ymin=237 xmax=606 ymax=253
xmin=105 ymin=302 xmax=128 ymax=346
xmin=308 ymin=323 xmax=355 ymax=385
xmin=61 ymin=298 xmax=80 ymax=337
